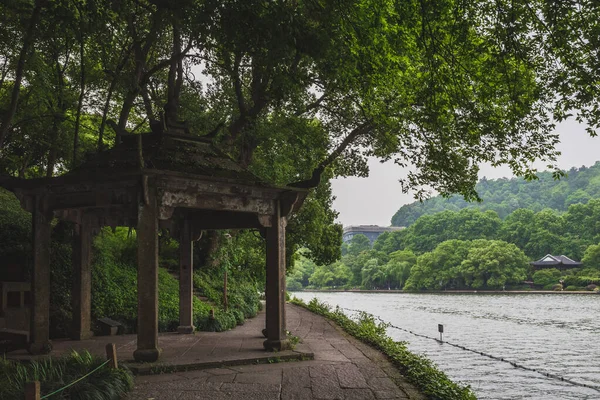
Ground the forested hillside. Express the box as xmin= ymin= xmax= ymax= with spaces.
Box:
xmin=289 ymin=204 xmax=600 ymax=292
xmin=391 ymin=162 xmax=600 ymax=226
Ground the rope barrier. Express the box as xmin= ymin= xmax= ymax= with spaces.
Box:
xmin=40 ymin=359 xmax=111 ymax=399
xmin=339 ymin=307 xmax=600 ymax=393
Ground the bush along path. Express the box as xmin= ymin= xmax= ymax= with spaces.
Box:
xmin=290 ymin=297 xmax=476 ymax=400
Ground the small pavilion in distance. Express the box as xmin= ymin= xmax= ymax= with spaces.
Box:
xmin=530 ymin=254 xmax=583 ymax=272
xmin=0 ymin=121 xmax=307 ymax=362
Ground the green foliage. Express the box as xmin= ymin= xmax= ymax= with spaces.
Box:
xmin=193 ymin=269 xmax=261 ymax=331
xmin=532 ymin=269 xmax=562 ymax=287
xmin=562 ymin=275 xmax=600 ymax=288
xmin=308 ymin=261 xmax=352 ymax=288
xmin=287 ymin=249 xmax=318 ymax=290
xmin=581 ymin=243 xmax=600 ymax=271
xmin=291 ymin=298 xmax=475 ymax=400
xmin=404 ymin=240 xmax=528 ymax=290
xmin=348 ymin=234 xmax=372 ymax=256
xmin=0 ymin=350 xmax=133 ymax=400
xmin=0 ymin=188 xmax=31 ymax=274
xmin=92 ymin=228 xmax=212 ymax=333
xmin=391 ymin=163 xmax=600 ymax=227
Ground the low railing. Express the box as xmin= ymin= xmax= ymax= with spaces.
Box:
xmin=24 ymin=343 xmax=118 ymax=400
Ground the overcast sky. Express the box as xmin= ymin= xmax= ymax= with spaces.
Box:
xmin=331 ymin=119 xmax=600 ymax=227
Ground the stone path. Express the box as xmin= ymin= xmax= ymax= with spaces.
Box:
xmin=128 ymin=304 xmax=424 ymax=400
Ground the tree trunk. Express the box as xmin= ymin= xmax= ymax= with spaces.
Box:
xmin=73 ymin=27 xmax=86 ymax=167
xmin=0 ymin=0 xmax=46 ymax=148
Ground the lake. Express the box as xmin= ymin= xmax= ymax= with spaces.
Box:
xmin=292 ymin=291 xmax=600 ymax=400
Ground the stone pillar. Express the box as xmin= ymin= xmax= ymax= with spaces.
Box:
xmin=177 ymin=217 xmax=194 ymax=333
xmin=264 ymin=201 xmax=289 ymax=351
xmin=71 ymin=215 xmax=93 ymax=340
xmin=28 ymin=197 xmax=52 ymax=355
xmin=133 ymin=185 xmax=161 ymax=362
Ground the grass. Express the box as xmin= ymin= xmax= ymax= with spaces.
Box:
xmin=290 ymin=297 xmax=476 ymax=400
xmin=0 ymin=351 xmax=133 ymax=400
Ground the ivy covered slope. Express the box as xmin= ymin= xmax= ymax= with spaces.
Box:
xmin=291 ymin=298 xmax=475 ymax=400
xmin=392 ymin=163 xmax=600 ymax=227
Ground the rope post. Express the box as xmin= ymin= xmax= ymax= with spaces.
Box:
xmin=106 ymin=343 xmax=118 ymax=369
xmin=25 ymin=381 xmax=40 ymax=400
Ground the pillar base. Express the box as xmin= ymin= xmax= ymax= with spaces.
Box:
xmin=133 ymin=347 xmax=162 ymax=362
xmin=27 ymin=340 xmax=52 ymax=355
xmin=70 ymin=330 xmax=94 ymax=341
xmin=177 ymin=325 xmax=195 ymax=334
xmin=262 ymin=328 xmax=268 ymax=338
xmin=263 ymin=339 xmax=291 ymax=352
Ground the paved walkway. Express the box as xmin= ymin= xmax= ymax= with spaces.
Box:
xmin=128 ymin=304 xmax=424 ymax=399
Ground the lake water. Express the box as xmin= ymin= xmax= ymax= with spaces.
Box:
xmin=292 ymin=292 xmax=600 ymax=400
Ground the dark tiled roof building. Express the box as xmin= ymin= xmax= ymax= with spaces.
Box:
xmin=530 ymin=254 xmax=582 ymax=271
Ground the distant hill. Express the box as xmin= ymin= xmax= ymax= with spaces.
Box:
xmin=391 ymin=162 xmax=600 ymax=226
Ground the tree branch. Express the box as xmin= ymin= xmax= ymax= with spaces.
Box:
xmin=289 ymin=123 xmax=373 ymax=188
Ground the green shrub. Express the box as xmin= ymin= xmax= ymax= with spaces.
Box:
xmin=562 ymin=275 xmax=600 ymax=287
xmin=193 ymin=269 xmax=261 ymax=329
xmin=0 ymin=188 xmax=31 ymax=279
xmin=291 ymin=297 xmax=475 ymax=400
xmin=564 ymin=285 xmax=581 ymax=291
xmin=195 ymin=308 xmax=238 ymax=332
xmin=0 ymin=350 xmax=133 ymax=400
xmin=532 ymin=268 xmax=561 ymax=287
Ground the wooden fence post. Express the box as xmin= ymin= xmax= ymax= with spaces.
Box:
xmin=24 ymin=381 xmax=40 ymax=400
xmin=106 ymin=343 xmax=118 ymax=369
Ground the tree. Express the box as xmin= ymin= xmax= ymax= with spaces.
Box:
xmin=581 ymin=244 xmax=600 ymax=271
xmin=460 ymin=241 xmax=528 ymax=289
xmin=498 ymin=209 xmax=536 ymax=250
xmin=3 ymin=0 xmax=595 ymax=276
xmin=361 ymin=259 xmax=387 ymax=289
xmin=309 ymin=261 xmax=352 ymax=288
xmin=532 ymin=268 xmax=561 ymax=288
xmin=348 ymin=234 xmax=371 ymax=256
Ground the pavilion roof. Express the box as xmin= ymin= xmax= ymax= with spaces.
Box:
xmin=74 ymin=131 xmax=262 ymax=184
xmin=530 ymin=254 xmax=582 ymax=267
xmin=0 ymin=130 xmax=307 ymax=224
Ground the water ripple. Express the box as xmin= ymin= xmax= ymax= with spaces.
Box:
xmin=294 ymin=292 xmax=600 ymax=400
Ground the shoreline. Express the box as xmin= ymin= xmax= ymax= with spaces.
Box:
xmin=292 ymin=289 xmax=598 ymax=295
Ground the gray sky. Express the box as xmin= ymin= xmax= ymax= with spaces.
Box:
xmin=331 ymin=119 xmax=600 ymax=227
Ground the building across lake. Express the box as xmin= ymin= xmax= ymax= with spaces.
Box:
xmin=342 ymin=225 xmax=405 ymax=244
xmin=530 ymin=254 xmax=583 ymax=272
